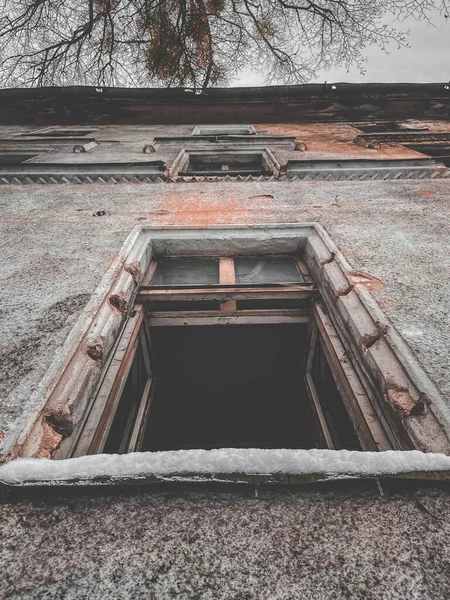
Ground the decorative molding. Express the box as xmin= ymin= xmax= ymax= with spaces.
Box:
xmin=0 ymin=159 xmax=449 ymax=184
xmin=285 ymin=158 xmax=450 ymax=181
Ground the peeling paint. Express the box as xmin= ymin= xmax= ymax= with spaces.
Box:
xmin=86 ymin=336 xmax=103 ymax=364
xmin=346 ymin=270 xmax=386 ymax=293
xmin=108 ymin=293 xmax=128 ymax=315
xmin=124 ymin=260 xmax=141 ymax=284
xmin=35 ymin=421 xmax=63 ymax=459
xmin=385 ymin=377 xmax=424 ymax=418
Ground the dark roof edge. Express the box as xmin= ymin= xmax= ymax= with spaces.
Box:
xmin=1 ymin=82 xmax=450 ymax=101
xmin=1 ymin=83 xmax=449 ymax=124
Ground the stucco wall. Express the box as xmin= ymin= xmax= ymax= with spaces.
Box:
xmin=2 ymin=482 xmax=450 ymax=599
xmin=1 ymin=175 xmax=449 ymax=453
xmin=1 ymin=116 xmax=450 ymax=598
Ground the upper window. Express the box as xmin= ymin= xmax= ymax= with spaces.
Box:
xmin=22 ymin=128 xmax=95 ymax=137
xmin=399 ymin=143 xmax=450 ymax=167
xmin=192 ymin=125 xmax=256 ymax=136
xmin=173 ymin=149 xmax=280 ymax=177
xmin=0 ymin=151 xmax=40 ymax=165
xmin=353 ymin=122 xmax=430 ymax=133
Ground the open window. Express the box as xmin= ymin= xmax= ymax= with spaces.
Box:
xmin=68 ymin=254 xmax=394 ymax=458
xmin=22 ymin=127 xmax=95 ymax=137
xmin=16 ymin=226 xmax=450 ymax=473
xmin=192 ymin=125 xmax=256 ymax=136
xmin=0 ymin=151 xmax=40 ymax=165
xmin=171 ymin=149 xmax=280 ymax=177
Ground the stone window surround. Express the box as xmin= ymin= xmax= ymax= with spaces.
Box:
xmin=11 ymin=224 xmax=450 ymax=467
xmin=168 ymin=148 xmax=282 ymax=178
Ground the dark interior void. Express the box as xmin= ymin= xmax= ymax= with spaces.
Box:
xmin=142 ymin=324 xmax=315 ymax=451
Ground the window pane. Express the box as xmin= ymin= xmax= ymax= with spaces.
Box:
xmin=235 ymin=257 xmax=304 ymax=284
xmin=151 ymin=259 xmax=219 ymax=286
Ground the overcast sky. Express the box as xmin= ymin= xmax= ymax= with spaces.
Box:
xmin=232 ymin=7 xmax=450 ymax=85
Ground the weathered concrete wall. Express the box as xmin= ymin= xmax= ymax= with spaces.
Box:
xmin=2 ymin=483 xmax=450 ymax=599
xmin=6 ymin=122 xmax=449 ymax=165
xmin=1 ymin=113 xmax=450 ymax=598
xmin=1 ymin=177 xmax=449 ymax=453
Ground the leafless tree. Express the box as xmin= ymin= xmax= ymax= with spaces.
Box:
xmin=0 ymin=0 xmax=447 ymax=89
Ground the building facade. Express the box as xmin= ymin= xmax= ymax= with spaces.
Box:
xmin=1 ymin=83 xmax=450 ymax=598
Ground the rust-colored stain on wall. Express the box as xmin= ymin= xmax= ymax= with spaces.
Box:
xmin=155 ymin=191 xmax=276 ymax=226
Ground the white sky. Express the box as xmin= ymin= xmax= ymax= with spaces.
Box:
xmin=232 ymin=8 xmax=450 ymax=85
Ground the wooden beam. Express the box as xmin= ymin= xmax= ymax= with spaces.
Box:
xmin=219 ymin=257 xmax=236 ymax=311
xmin=147 ymin=310 xmax=309 ymax=326
xmin=75 ymin=308 xmax=144 ymax=456
xmin=313 ymin=302 xmax=392 ymax=452
xmin=127 ymin=377 xmax=155 ymax=452
xmin=137 ymin=285 xmax=314 ymax=303
xmin=141 ymin=261 xmax=158 ymax=286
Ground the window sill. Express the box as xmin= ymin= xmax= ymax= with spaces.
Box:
xmin=2 ymin=448 xmax=450 ymax=488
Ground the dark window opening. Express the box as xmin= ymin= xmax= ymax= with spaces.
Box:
xmin=22 ymin=128 xmax=95 ymax=137
xmin=180 ymin=151 xmax=269 ymax=176
xmin=401 ymin=144 xmax=450 ymax=167
xmin=0 ymin=152 xmax=39 ymax=165
xmin=98 ymin=322 xmax=363 ymax=454
xmin=142 ymin=324 xmax=316 ymax=451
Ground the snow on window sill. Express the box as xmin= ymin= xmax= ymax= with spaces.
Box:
xmin=1 ymin=448 xmax=450 ymax=487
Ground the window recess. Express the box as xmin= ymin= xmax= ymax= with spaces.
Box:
xmin=352 ymin=122 xmax=430 ymax=134
xmin=17 ymin=226 xmax=450 ymax=466
xmin=192 ymin=125 xmax=257 ymax=136
xmin=68 ymin=253 xmax=394 ymax=458
xmin=170 ymin=149 xmax=280 ymax=177
xmin=22 ymin=127 xmax=96 ymax=137
xmin=0 ymin=151 xmax=41 ymax=165
xmin=399 ymin=143 xmax=450 ymax=167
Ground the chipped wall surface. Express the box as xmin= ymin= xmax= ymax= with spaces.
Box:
xmin=1 ymin=175 xmax=450 ymax=451
xmin=1 ymin=114 xmax=450 ymax=597
xmin=2 ymin=484 xmax=450 ymax=599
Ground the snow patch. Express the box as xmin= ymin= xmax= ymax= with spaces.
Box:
xmin=1 ymin=448 xmax=450 ymax=486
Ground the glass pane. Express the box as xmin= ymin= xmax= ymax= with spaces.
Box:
xmin=235 ymin=257 xmax=304 ymax=284
xmin=151 ymin=259 xmax=219 ymax=286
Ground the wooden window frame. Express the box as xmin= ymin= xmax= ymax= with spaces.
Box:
xmin=72 ymin=305 xmax=155 ymax=457
xmin=69 ymin=253 xmax=395 ymax=458
xmin=138 ymin=255 xmax=313 ymax=326
xmin=304 ymin=302 xmax=392 ymax=452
